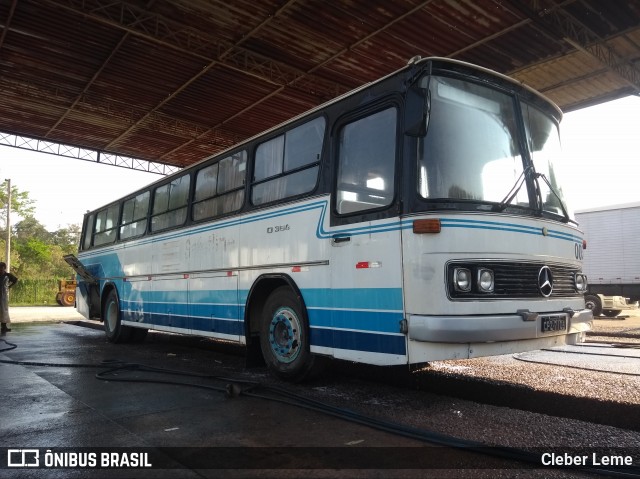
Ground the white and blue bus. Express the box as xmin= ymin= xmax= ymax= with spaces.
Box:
xmin=69 ymin=57 xmax=593 ymax=381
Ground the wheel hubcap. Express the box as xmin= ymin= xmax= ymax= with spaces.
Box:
xmin=106 ymin=301 xmax=118 ymax=331
xmin=268 ymin=307 xmax=301 ymax=363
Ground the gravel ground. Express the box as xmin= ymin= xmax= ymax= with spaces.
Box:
xmin=282 ymin=367 xmax=640 ymax=479
xmin=278 ymin=312 xmax=640 ymax=458
xmin=427 ymin=353 xmax=640 ymax=405
xmin=424 ymin=310 xmax=640 ymax=406
xmin=280 ymin=313 xmax=640 ymax=478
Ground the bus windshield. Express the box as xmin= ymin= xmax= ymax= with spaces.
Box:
xmin=416 ymin=75 xmax=572 ymax=219
xmin=417 ymin=76 xmax=528 ymax=208
xmin=522 ymin=102 xmax=572 ymax=219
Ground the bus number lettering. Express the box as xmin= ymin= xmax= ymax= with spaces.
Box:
xmin=574 ymin=242 xmax=584 ymax=260
xmin=267 ymin=224 xmax=290 ymax=234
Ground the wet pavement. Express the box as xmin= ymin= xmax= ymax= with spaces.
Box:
xmin=0 ymin=321 xmax=437 ymax=478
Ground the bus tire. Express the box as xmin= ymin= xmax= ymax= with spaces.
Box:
xmin=584 ymin=294 xmax=602 ymax=317
xmin=260 ymin=286 xmax=314 ymax=382
xmin=103 ymin=289 xmax=132 ymax=343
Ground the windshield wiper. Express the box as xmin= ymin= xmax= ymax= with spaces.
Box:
xmin=491 ymin=165 xmax=533 ymax=212
xmin=534 ymin=172 xmax=576 ymax=225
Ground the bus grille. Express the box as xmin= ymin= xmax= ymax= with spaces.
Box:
xmin=447 ymin=261 xmax=581 ymax=299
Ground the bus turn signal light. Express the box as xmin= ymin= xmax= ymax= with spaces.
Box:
xmin=413 ymin=219 xmax=441 ymax=234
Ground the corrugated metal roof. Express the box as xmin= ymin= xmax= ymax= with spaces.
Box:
xmin=0 ymin=0 xmax=638 ymax=170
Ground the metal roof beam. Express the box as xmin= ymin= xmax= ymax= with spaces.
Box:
xmin=160 ymin=0 xmax=439 ymax=160
xmin=514 ymin=0 xmax=640 ymax=93
xmin=42 ymin=0 xmax=349 ymax=157
xmin=0 ymin=0 xmax=18 ymax=50
xmin=45 ymin=33 xmax=130 ymax=138
xmin=42 ymin=0 xmax=348 ymax=98
xmin=0 ymin=130 xmax=177 ymax=175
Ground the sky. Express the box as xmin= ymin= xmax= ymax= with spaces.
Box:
xmin=0 ymin=95 xmax=638 ymax=231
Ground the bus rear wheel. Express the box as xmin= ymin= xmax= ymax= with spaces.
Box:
xmin=260 ymin=286 xmax=314 ymax=382
xmin=103 ymin=289 xmax=132 ymax=343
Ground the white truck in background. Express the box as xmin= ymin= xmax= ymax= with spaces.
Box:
xmin=575 ymin=203 xmax=640 ymax=317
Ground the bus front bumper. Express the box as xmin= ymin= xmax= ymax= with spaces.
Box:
xmin=407 ymin=308 xmax=593 ymax=343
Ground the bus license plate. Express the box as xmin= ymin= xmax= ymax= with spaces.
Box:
xmin=541 ymin=314 xmax=567 ymax=333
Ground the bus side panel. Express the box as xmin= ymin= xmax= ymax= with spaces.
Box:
xmin=323 ymin=217 xmax=407 ymax=366
xmin=238 ymin=198 xmax=331 ymax=348
xmin=187 ymin=216 xmax=242 ymax=341
xmin=189 ymin=272 xmax=241 ymax=341
xmin=121 ymin=238 xmax=153 ymax=326
xmin=122 ymin=276 xmax=151 ymax=323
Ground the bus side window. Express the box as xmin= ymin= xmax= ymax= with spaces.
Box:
xmin=151 ymin=174 xmax=191 ymax=232
xmin=81 ymin=214 xmax=94 ymax=250
xmin=93 ymin=204 xmax=119 ymax=246
xmin=120 ymin=191 xmax=150 ymax=239
xmin=251 ymin=116 xmax=325 ymax=205
xmin=336 ymin=107 xmax=397 ymax=215
xmin=193 ymin=151 xmax=246 ymax=221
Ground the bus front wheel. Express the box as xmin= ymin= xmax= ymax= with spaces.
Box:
xmin=260 ymin=286 xmax=314 ymax=382
xmin=103 ymin=289 xmax=132 ymax=343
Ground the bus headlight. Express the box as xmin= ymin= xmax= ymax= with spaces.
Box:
xmin=453 ymin=268 xmax=472 ymax=292
xmin=574 ymin=273 xmax=588 ymax=292
xmin=477 ymin=268 xmax=495 ymax=293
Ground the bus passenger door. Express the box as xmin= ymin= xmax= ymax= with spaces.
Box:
xmin=328 ymin=225 xmax=405 ymax=364
xmin=327 ymin=104 xmax=406 ymax=365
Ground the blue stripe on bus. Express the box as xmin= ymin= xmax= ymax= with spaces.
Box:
xmin=122 ymin=300 xmax=238 ymax=320
xmin=80 ymin=204 xmax=582 ymax=267
xmin=310 ymin=328 xmax=406 ymax=355
xmin=79 ymin=198 xmax=583 ymax=265
xmin=430 ymin=218 xmax=582 ymax=242
xmin=190 ymin=290 xmax=239 ymax=304
xmin=190 ymin=303 xmax=238 ymax=319
xmin=307 ymin=309 xmax=402 ymax=334
xmin=301 ymin=288 xmax=403 ymax=311
xmin=123 ymin=311 xmax=244 ymax=335
xmin=123 ymin=301 xmax=401 ymax=335
xmin=191 ymin=316 xmax=243 ymax=335
xmin=123 ymin=307 xmax=404 ymax=354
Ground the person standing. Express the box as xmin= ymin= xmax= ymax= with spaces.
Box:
xmin=0 ymin=262 xmax=18 ymax=333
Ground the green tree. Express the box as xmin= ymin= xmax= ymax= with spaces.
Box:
xmin=51 ymin=224 xmax=81 ymax=250
xmin=0 ymin=183 xmax=79 ymax=282
xmin=15 ymin=216 xmax=51 ymax=242
xmin=15 ymin=237 xmax=52 ymax=277
xmin=11 ymin=218 xmax=78 ymax=279
xmin=0 ymin=180 xmax=36 ymax=224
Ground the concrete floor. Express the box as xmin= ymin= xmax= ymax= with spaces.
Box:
xmin=2 ymin=320 xmax=441 ymax=478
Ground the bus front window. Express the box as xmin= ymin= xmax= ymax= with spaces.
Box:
xmin=522 ymin=102 xmax=572 ymax=219
xmin=417 ymin=76 xmax=528 ymax=208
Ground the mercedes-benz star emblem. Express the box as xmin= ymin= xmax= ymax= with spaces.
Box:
xmin=538 ymin=266 xmax=554 ymax=297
